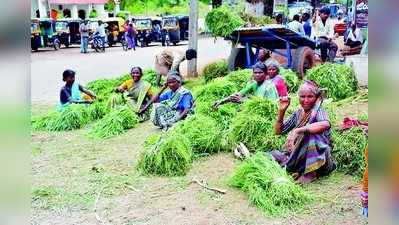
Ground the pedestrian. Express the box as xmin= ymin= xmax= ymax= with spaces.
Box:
xmin=288 ymin=14 xmax=305 ymax=35
xmin=312 ymin=7 xmax=338 ymax=62
xmin=79 ymin=20 xmax=90 ymax=53
xmin=244 ymin=0 xmax=264 ymax=17
xmin=95 ymin=20 xmax=107 ymax=51
xmin=302 ymin=12 xmax=312 ymax=37
xmin=126 ymin=23 xmax=136 ymax=50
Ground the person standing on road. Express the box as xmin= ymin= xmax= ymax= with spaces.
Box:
xmin=312 ymin=7 xmax=338 ymax=62
xmin=96 ymin=20 xmax=107 ymax=51
xmin=79 ymin=20 xmax=90 ymax=53
xmin=126 ymin=23 xmax=136 ymax=50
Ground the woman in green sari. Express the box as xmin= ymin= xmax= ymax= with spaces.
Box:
xmin=139 ymin=72 xmax=194 ymax=129
xmin=115 ymin=67 xmax=154 ymax=121
xmin=212 ymin=62 xmax=279 ymax=109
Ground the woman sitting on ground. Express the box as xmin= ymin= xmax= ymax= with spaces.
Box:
xmin=139 ymin=71 xmax=194 ymax=129
xmin=115 ymin=66 xmax=154 ymax=120
xmin=58 ymin=69 xmax=96 ymax=111
xmin=212 ymin=62 xmax=286 ymax=109
xmin=272 ymin=80 xmax=336 ymax=184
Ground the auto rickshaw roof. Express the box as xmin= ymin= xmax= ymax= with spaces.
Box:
xmin=102 ymin=17 xmax=125 ymax=23
xmin=56 ymin=18 xmax=82 ymax=22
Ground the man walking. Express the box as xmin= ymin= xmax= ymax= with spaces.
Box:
xmin=79 ymin=20 xmax=90 ymax=53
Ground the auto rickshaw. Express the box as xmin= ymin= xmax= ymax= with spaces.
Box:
xmin=103 ymin=17 xmax=125 ymax=47
xmin=31 ymin=19 xmax=42 ymax=51
xmin=39 ymin=18 xmax=61 ymax=50
xmin=177 ymin=15 xmax=189 ymax=40
xmin=135 ymin=17 xmax=154 ymax=47
xmin=55 ymin=19 xmax=70 ymax=48
xmin=66 ymin=19 xmax=82 ymax=45
xmin=161 ymin=16 xmax=180 ymax=46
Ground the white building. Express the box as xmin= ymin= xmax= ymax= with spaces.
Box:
xmin=31 ymin=0 xmax=109 ymax=19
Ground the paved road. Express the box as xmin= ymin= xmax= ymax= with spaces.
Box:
xmin=31 ymin=37 xmax=231 ymax=103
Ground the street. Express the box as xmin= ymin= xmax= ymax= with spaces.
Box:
xmin=30 ymin=37 xmax=231 ymax=103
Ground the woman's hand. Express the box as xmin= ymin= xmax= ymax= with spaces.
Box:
xmin=278 ymin=96 xmax=290 ymax=112
xmin=212 ymin=101 xmax=221 ymax=110
xmin=285 ymin=129 xmax=300 ymax=153
xmin=230 ymin=93 xmax=243 ymax=103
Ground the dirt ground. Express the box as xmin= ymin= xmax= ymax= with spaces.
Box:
xmin=31 ymin=97 xmax=368 ymax=225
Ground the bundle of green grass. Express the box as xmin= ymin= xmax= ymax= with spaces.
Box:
xmin=202 ymin=60 xmax=229 ymax=83
xmin=280 ymin=68 xmax=301 ymax=93
xmin=195 ymin=101 xmax=238 ymax=131
xmin=332 ymin=127 xmax=368 ymax=178
xmin=87 ymin=101 xmax=109 ymax=121
xmin=89 ymin=106 xmax=139 ymax=139
xmin=205 ymin=5 xmax=244 ymax=37
xmin=194 ymin=79 xmax=237 ymax=103
xmin=32 ymin=104 xmax=90 ymax=131
xmin=228 ymin=97 xmax=285 ymax=151
xmin=137 ymin=133 xmax=193 ymax=176
xmin=142 ymin=69 xmax=160 ymax=86
xmin=86 ymin=79 xmax=120 ymax=101
xmin=230 ymin=152 xmax=312 ymax=216
xmin=224 ymin=69 xmax=252 ymax=90
xmin=306 ymin=63 xmax=358 ymax=100
xmin=172 ymin=115 xmax=223 ymax=155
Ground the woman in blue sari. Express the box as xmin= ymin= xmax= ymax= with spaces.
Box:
xmin=139 ymin=71 xmax=194 ymax=129
xmin=272 ymin=80 xmax=336 ymax=184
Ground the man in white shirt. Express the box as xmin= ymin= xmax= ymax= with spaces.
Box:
xmin=95 ymin=20 xmax=108 ymax=50
xmin=245 ymin=0 xmax=264 ymax=17
xmin=345 ymin=22 xmax=363 ymax=48
xmin=288 ymin=14 xmax=305 ymax=35
xmin=312 ymin=7 xmax=338 ymax=62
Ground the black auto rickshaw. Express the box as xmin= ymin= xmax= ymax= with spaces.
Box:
xmin=103 ymin=17 xmax=125 ymax=47
xmin=31 ymin=19 xmax=42 ymax=51
xmin=66 ymin=19 xmax=82 ymax=45
xmin=161 ymin=16 xmax=180 ymax=46
xmin=151 ymin=16 xmax=162 ymax=42
xmin=135 ymin=17 xmax=154 ymax=47
xmin=55 ymin=19 xmax=70 ymax=48
xmin=177 ymin=15 xmax=189 ymax=40
xmin=39 ymin=18 xmax=61 ymax=50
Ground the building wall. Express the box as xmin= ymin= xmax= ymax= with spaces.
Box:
xmin=31 ymin=0 xmax=105 ymax=19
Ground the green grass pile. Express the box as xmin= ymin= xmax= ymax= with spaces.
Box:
xmin=87 ymin=101 xmax=109 ymax=121
xmin=230 ymin=152 xmax=312 ymax=216
xmin=224 ymin=69 xmax=252 ymax=90
xmin=89 ymin=106 xmax=139 ymax=139
xmin=32 ymin=104 xmax=89 ymax=131
xmin=172 ymin=115 xmax=223 ymax=155
xmin=194 ymin=79 xmax=237 ymax=103
xmin=240 ymin=96 xmax=277 ymax=118
xmin=205 ymin=5 xmax=244 ymax=37
xmin=137 ymin=133 xmax=193 ymax=176
xmin=306 ymin=63 xmax=358 ymax=101
xmin=280 ymin=68 xmax=301 ymax=93
xmin=142 ymin=69 xmax=161 ymax=86
xmin=107 ymin=93 xmax=127 ymax=109
xmin=202 ymin=60 xmax=229 ymax=83
xmin=332 ymin=127 xmax=368 ymax=178
xmin=195 ymin=101 xmax=238 ymax=131
xmin=86 ymin=79 xmax=120 ymax=100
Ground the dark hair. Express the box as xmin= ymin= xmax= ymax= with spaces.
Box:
xmin=185 ymin=49 xmax=197 ymax=60
xmin=62 ymin=69 xmax=75 ymax=81
xmin=252 ymin=62 xmax=267 ymax=72
xmin=293 ymin=14 xmax=300 ymax=21
xmin=302 ymin=12 xmax=310 ymax=21
xmin=131 ymin=66 xmax=143 ymax=75
xmin=319 ymin=7 xmax=331 ymax=16
xmin=276 ymin=13 xmax=283 ymax=20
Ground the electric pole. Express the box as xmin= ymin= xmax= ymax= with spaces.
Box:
xmin=187 ymin=0 xmax=198 ymax=77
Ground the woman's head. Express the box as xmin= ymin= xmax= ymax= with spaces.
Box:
xmin=266 ymin=60 xmax=280 ymax=78
xmin=252 ymin=62 xmax=267 ymax=83
xmin=130 ymin=66 xmax=143 ymax=82
xmin=166 ymin=71 xmax=182 ymax=91
xmin=257 ymin=48 xmax=271 ymax=62
xmin=298 ymin=80 xmax=320 ymax=111
xmin=62 ymin=69 xmax=76 ymax=85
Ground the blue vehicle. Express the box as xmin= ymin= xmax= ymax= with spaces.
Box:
xmin=227 ymin=25 xmax=316 ymax=78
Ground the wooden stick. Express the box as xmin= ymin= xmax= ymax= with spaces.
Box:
xmin=191 ymin=178 xmax=227 ymax=194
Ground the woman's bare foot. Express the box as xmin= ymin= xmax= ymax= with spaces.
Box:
xmin=296 ymin=172 xmax=317 ymax=184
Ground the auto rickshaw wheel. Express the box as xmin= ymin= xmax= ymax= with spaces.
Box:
xmin=53 ymin=40 xmax=61 ymax=50
xmin=227 ymin=47 xmax=255 ymax=71
xmin=293 ymin=46 xmax=315 ymax=79
xmin=173 ymin=42 xmax=177 ymax=46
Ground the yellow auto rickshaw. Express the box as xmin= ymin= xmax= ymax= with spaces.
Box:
xmin=134 ymin=17 xmax=153 ymax=47
xmin=161 ymin=16 xmax=180 ymax=46
xmin=103 ymin=17 xmax=125 ymax=47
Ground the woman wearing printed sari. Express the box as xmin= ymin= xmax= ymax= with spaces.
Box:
xmin=115 ymin=67 xmax=154 ymax=121
xmin=212 ymin=62 xmax=281 ymax=109
xmin=58 ymin=69 xmax=96 ymax=111
xmin=139 ymin=71 xmax=194 ymax=129
xmin=272 ymin=80 xmax=336 ymax=184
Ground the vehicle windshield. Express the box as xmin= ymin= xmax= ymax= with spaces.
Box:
xmin=163 ymin=18 xmax=177 ymax=27
xmin=31 ymin=23 xmax=39 ymax=32
xmin=55 ymin=22 xmax=68 ymax=31
xmin=135 ymin=20 xmax=151 ymax=29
